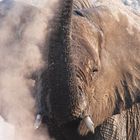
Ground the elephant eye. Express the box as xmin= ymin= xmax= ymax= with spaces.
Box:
xmin=92 ymin=67 xmax=98 ymax=74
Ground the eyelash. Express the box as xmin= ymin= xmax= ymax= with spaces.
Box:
xmin=92 ymin=68 xmax=98 ymax=73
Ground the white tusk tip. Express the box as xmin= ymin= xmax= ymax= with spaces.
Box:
xmin=84 ymin=116 xmax=95 ymax=134
xmin=34 ymin=114 xmax=42 ymax=129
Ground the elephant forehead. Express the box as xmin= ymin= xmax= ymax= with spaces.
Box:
xmin=71 ymin=18 xmax=98 ymax=59
xmin=71 ymin=16 xmax=99 ymax=47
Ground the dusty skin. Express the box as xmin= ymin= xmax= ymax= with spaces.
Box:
xmin=0 ymin=0 xmax=140 ymax=140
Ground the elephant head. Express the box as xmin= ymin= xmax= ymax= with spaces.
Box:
xmin=45 ymin=0 xmax=102 ymax=130
xmin=35 ymin=0 xmax=140 ymax=139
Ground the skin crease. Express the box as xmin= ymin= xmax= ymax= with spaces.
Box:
xmin=35 ymin=0 xmax=140 ymax=140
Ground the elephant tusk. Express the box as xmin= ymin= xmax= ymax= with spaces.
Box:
xmin=34 ymin=114 xmax=42 ymax=129
xmin=84 ymin=116 xmax=95 ymax=134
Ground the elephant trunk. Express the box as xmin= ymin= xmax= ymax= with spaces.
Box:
xmin=47 ymin=0 xmax=87 ymax=124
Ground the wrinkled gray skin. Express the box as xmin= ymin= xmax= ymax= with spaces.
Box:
xmin=0 ymin=0 xmax=139 ymax=140
xmin=35 ymin=0 xmax=140 ymax=140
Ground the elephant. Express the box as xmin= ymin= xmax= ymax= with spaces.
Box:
xmin=34 ymin=0 xmax=140 ymax=140
xmin=0 ymin=0 xmax=139 ymax=139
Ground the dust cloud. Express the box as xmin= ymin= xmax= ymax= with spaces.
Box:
xmin=0 ymin=0 xmax=57 ymax=140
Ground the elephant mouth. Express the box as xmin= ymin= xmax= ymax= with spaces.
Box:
xmin=34 ymin=113 xmax=95 ymax=134
xmin=55 ymin=115 xmax=95 ymax=137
